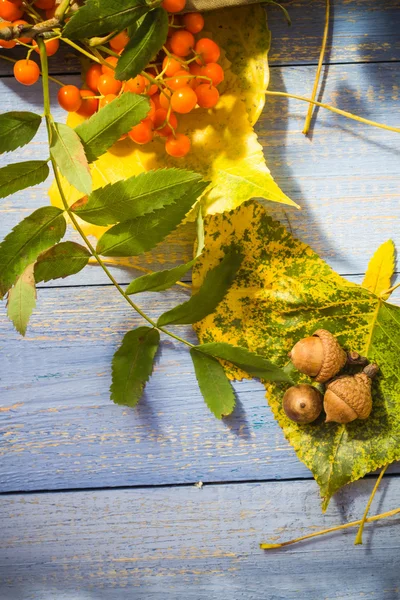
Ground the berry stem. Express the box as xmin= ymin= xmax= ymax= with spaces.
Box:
xmin=61 ymin=37 xmax=110 ymax=69
xmin=265 ymin=90 xmax=400 ymax=134
xmin=302 ymin=0 xmax=330 ymax=135
xmin=37 ymin=36 xmax=194 ymax=351
xmin=354 ymin=465 xmax=388 ymax=545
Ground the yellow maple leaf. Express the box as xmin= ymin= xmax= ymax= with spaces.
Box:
xmin=362 ymin=239 xmax=395 ymax=299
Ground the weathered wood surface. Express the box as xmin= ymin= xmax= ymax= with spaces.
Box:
xmin=1 ymin=479 xmax=400 ymax=600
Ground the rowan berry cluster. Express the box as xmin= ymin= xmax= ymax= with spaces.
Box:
xmin=5 ymin=0 xmax=224 ymax=158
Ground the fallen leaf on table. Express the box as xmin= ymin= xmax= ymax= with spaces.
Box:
xmin=362 ymin=239 xmax=395 ymax=300
xmin=193 ymin=200 xmax=400 ymax=510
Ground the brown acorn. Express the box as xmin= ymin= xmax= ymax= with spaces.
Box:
xmin=289 ymin=329 xmax=347 ymax=383
xmin=324 ymin=364 xmax=379 ymax=424
xmin=283 ymin=384 xmax=323 ymax=424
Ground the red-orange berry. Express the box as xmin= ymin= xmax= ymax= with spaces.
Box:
xmin=195 ymin=38 xmax=220 ymax=64
xmin=57 ymin=85 xmax=82 ymax=112
xmin=125 ymin=74 xmax=146 ymax=94
xmin=97 ymin=73 xmax=122 ymax=96
xmin=128 ymin=118 xmax=154 ymax=145
xmin=13 ymin=59 xmax=40 ymax=85
xmin=101 ymin=56 xmax=118 ymax=76
xmin=168 ymin=69 xmax=191 ymax=90
xmin=99 ymin=93 xmax=117 ymax=109
xmin=85 ymin=63 xmax=102 ymax=92
xmin=170 ymin=29 xmax=194 ymax=57
xmin=0 ymin=0 xmax=23 ymax=20
xmin=145 ymin=82 xmax=158 ymax=96
xmin=109 ymin=30 xmax=129 ymax=51
xmin=182 ymin=13 xmax=204 ymax=34
xmin=195 ymin=83 xmax=219 ymax=108
xmin=171 ymin=86 xmax=197 ymax=114
xmin=165 ymin=133 xmax=190 ymax=157
xmin=159 ymin=89 xmax=172 ymax=110
xmin=161 ymin=0 xmax=186 ymax=13
xmin=45 ymin=6 xmax=56 ymax=18
xmin=33 ymin=37 xmax=59 ymax=56
xmin=147 ymin=98 xmax=156 ymax=120
xmin=162 ymin=55 xmax=183 ymax=77
xmin=201 ymin=62 xmax=224 ymax=86
xmin=0 ymin=21 xmax=16 ymax=48
xmin=153 ymin=108 xmax=178 ymax=137
xmin=34 ymin=0 xmax=55 ymax=9
xmin=76 ymin=90 xmax=98 ymax=117
xmin=13 ymin=20 xmax=32 ymax=44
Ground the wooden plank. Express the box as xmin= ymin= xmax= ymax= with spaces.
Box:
xmin=1 ymin=478 xmax=400 ymax=599
xmin=1 ymin=62 xmax=399 ymax=286
xmin=1 ymin=279 xmax=399 ymax=493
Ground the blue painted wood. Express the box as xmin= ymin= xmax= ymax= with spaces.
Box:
xmin=1 ymin=478 xmax=400 ymax=599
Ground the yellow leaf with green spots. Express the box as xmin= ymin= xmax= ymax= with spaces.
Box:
xmin=49 ymin=4 xmax=296 ymax=232
xmin=362 ymin=239 xmax=395 ymax=299
xmin=193 ymin=201 xmax=400 ymax=510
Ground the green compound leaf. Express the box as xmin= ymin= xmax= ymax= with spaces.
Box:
xmin=50 ymin=123 xmax=92 ymax=195
xmin=34 ymin=241 xmax=91 ymax=284
xmin=0 ymin=112 xmax=41 ymax=154
xmin=74 ymin=168 xmax=204 ymax=226
xmin=111 ymin=326 xmax=160 ymax=407
xmin=0 ymin=206 xmax=66 ymax=297
xmin=157 ymin=245 xmax=243 ymax=327
xmin=193 ymin=200 xmax=400 ymax=510
xmin=115 ymin=8 xmax=169 ymax=81
xmin=7 ymin=263 xmax=36 ymax=336
xmin=0 ymin=160 xmax=49 ymax=199
xmin=75 ymin=92 xmax=149 ymax=163
xmin=96 ymin=180 xmax=207 ymax=257
xmin=63 ymin=0 xmax=151 ymax=39
xmin=190 ymin=348 xmax=236 ymax=419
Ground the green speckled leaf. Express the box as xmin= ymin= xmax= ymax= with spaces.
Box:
xmin=193 ymin=200 xmax=400 ymax=510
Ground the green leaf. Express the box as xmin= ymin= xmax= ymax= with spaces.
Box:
xmin=63 ymin=0 xmax=151 ymax=39
xmin=75 ymin=92 xmax=149 ymax=163
xmin=192 ymin=200 xmax=400 ymax=509
xmin=34 ymin=241 xmax=91 ymax=284
xmin=194 ymin=342 xmax=293 ymax=383
xmin=0 ymin=160 xmax=49 ymax=199
xmin=157 ymin=245 xmax=243 ymax=327
xmin=115 ymin=8 xmax=168 ymax=81
xmin=0 ymin=112 xmax=41 ymax=154
xmin=73 ymin=168 xmax=204 ymax=226
xmin=190 ymin=348 xmax=236 ymax=419
xmin=96 ymin=180 xmax=207 ymax=257
xmin=7 ymin=263 xmax=36 ymax=336
xmin=110 ymin=326 xmax=160 ymax=407
xmin=6 ymin=263 xmax=37 ymax=336
xmin=0 ymin=206 xmax=66 ymax=297
xmin=50 ymin=123 xmax=92 ymax=195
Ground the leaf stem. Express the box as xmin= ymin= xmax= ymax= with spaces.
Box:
xmin=61 ymin=37 xmax=110 ymax=68
xmin=302 ymin=0 xmax=330 ymax=135
xmin=260 ymin=505 xmax=400 ymax=550
xmin=381 ymin=281 xmax=400 ymax=297
xmin=38 ymin=37 xmax=194 ymax=350
xmin=354 ymin=465 xmax=388 ymax=545
xmin=265 ymin=90 xmax=400 ymax=134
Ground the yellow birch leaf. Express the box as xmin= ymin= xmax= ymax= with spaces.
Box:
xmin=362 ymin=239 xmax=395 ymax=299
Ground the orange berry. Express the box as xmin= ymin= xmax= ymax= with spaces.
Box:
xmin=76 ymin=89 xmax=98 ymax=117
xmin=195 ymin=38 xmax=220 ymax=64
xmin=109 ymin=30 xmax=129 ymax=51
xmin=101 ymin=56 xmax=118 ymax=76
xmin=13 ymin=20 xmax=32 ymax=44
xmin=45 ymin=6 xmax=56 ymax=18
xmin=85 ymin=63 xmax=102 ymax=92
xmin=168 ymin=69 xmax=191 ymax=90
xmin=57 ymin=85 xmax=82 ymax=112
xmin=128 ymin=118 xmax=154 ymax=145
xmin=152 ymin=93 xmax=162 ymax=110
xmin=0 ymin=0 xmax=23 ymax=20
xmin=159 ymin=90 xmax=172 ymax=110
xmin=147 ymin=98 xmax=156 ymax=120
xmin=182 ymin=13 xmax=204 ymax=34
xmin=162 ymin=55 xmax=183 ymax=77
xmin=33 ymin=37 xmax=59 ymax=56
xmin=165 ymin=133 xmax=190 ymax=157
xmin=145 ymin=82 xmax=158 ymax=96
xmin=0 ymin=21 xmax=16 ymax=48
xmin=13 ymin=59 xmax=40 ymax=85
xmin=161 ymin=0 xmax=186 ymax=13
xmin=153 ymin=108 xmax=178 ymax=137
xmin=34 ymin=0 xmax=55 ymax=8
xmin=201 ymin=62 xmax=224 ymax=86
xmin=124 ymin=74 xmax=146 ymax=94
xmin=188 ymin=62 xmax=203 ymax=88
xmin=171 ymin=86 xmax=197 ymax=114
xmin=97 ymin=73 xmax=122 ymax=96
xmin=170 ymin=29 xmax=194 ymax=57
xmin=195 ymin=83 xmax=219 ymax=108
xmin=99 ymin=93 xmax=117 ymax=109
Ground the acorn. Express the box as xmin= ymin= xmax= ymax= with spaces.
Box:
xmin=289 ymin=329 xmax=347 ymax=383
xmin=283 ymin=384 xmax=323 ymax=424
xmin=324 ymin=364 xmax=379 ymax=424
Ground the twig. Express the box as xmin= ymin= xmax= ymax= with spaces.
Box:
xmin=354 ymin=465 xmax=388 ymax=545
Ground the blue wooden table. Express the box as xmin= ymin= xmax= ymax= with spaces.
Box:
xmin=1 ymin=1 xmax=400 ymax=598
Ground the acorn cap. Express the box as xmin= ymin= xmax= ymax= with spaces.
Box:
xmin=313 ymin=329 xmax=347 ymax=383
xmin=324 ymin=373 xmax=373 ymax=423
